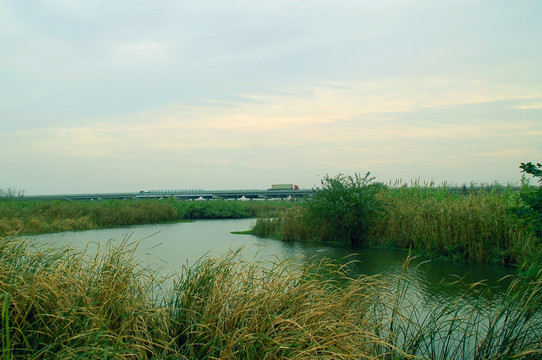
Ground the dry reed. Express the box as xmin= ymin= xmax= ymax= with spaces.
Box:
xmin=2 ymin=235 xmax=541 ymax=359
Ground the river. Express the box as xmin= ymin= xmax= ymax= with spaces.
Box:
xmin=27 ymin=218 xmax=517 ymax=297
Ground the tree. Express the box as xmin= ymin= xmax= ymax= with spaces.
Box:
xmin=306 ymin=172 xmax=384 ymax=246
xmin=0 ymin=188 xmax=24 ymax=198
xmin=520 ymin=162 xmax=542 ymax=181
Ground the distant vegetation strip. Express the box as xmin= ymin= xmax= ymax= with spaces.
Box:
xmin=0 ymin=199 xmax=294 ymax=236
xmin=1 ymin=235 xmax=541 ymax=359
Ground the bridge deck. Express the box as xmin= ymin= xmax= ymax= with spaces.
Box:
xmin=18 ymin=189 xmax=313 ymax=201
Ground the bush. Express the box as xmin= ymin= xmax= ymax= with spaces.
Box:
xmin=306 ymin=172 xmax=385 ymax=246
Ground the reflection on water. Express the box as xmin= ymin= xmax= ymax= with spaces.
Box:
xmin=27 ymin=218 xmax=518 ymax=300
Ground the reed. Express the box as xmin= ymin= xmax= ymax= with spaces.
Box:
xmin=251 ymin=206 xmax=315 ymax=242
xmin=369 ymin=186 xmax=539 ymax=265
xmin=372 ymin=258 xmax=542 ymax=359
xmin=0 ymin=199 xmax=179 ymax=235
xmin=251 ymin=185 xmax=542 ymax=266
xmin=0 ymin=199 xmax=293 ymax=236
xmin=166 ymin=251 xmax=392 ymax=359
xmin=0 ymin=235 xmax=394 ymax=359
xmin=0 ymin=235 xmax=168 ymax=358
xmin=1 ymin=235 xmax=541 ymax=359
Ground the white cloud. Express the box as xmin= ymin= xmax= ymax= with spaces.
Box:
xmin=5 ymin=78 xmax=540 ymax=172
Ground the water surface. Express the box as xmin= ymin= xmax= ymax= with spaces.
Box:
xmin=28 ymin=219 xmax=517 ymax=296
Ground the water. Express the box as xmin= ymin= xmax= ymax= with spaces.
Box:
xmin=27 ymin=218 xmax=517 ymax=295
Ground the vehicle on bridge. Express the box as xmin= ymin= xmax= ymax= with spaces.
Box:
xmin=269 ymin=184 xmax=299 ymax=190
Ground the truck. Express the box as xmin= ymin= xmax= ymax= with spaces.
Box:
xmin=269 ymin=184 xmax=299 ymax=190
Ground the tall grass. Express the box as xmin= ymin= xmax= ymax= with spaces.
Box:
xmin=369 ymin=186 xmax=538 ymax=264
xmin=0 ymin=235 xmax=393 ymax=359
xmin=0 ymin=199 xmax=293 ymax=236
xmin=166 ymin=251 xmax=392 ymax=359
xmin=372 ymin=258 xmax=542 ymax=359
xmin=252 ymin=186 xmax=542 ymax=266
xmin=0 ymin=236 xmax=167 ymax=358
xmin=252 ymin=206 xmax=315 ymax=242
xmin=1 ymin=235 xmax=541 ymax=358
xmin=0 ymin=199 xmax=179 ymax=235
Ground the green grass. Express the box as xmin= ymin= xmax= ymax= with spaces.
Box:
xmin=370 ymin=185 xmax=537 ymax=265
xmin=0 ymin=199 xmax=294 ymax=236
xmin=1 ymin=235 xmax=541 ymax=359
xmin=372 ymin=258 xmax=542 ymax=359
xmin=251 ymin=185 xmax=542 ymax=267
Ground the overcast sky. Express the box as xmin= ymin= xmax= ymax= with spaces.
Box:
xmin=1 ymin=0 xmax=541 ymax=194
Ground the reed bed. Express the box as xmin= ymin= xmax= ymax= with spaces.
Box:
xmin=0 ymin=199 xmax=293 ymax=236
xmin=252 ymin=186 xmax=541 ymax=266
xmin=0 ymin=200 xmax=179 ymax=236
xmin=1 ymin=235 xmax=541 ymax=359
xmin=251 ymin=206 xmax=314 ymax=242
xmin=373 ymin=262 xmax=542 ymax=359
xmin=370 ymin=186 xmax=538 ymax=264
xmin=0 ymin=235 xmax=393 ymax=359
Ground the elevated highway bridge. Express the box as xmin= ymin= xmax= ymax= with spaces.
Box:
xmin=10 ymin=185 xmax=516 ymax=202
xmin=18 ymin=189 xmax=314 ymax=201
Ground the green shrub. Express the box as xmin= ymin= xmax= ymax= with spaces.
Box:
xmin=306 ymin=172 xmax=385 ymax=246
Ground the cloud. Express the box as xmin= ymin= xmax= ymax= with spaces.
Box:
xmin=107 ymin=39 xmax=173 ymax=67
xmin=5 ymin=78 xmax=540 ymax=174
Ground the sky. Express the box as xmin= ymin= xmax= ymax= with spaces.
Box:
xmin=1 ymin=0 xmax=542 ymax=195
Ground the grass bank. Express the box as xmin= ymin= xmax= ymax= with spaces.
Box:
xmin=1 ymin=235 xmax=541 ymax=359
xmin=0 ymin=199 xmax=294 ymax=236
xmin=252 ymin=186 xmax=542 ymax=267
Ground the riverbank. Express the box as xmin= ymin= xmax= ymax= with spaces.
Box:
xmin=251 ymin=185 xmax=542 ymax=269
xmin=1 ymin=235 xmax=541 ymax=359
xmin=0 ymin=198 xmax=294 ymax=236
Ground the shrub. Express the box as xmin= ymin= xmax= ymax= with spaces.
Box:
xmin=306 ymin=172 xmax=385 ymax=246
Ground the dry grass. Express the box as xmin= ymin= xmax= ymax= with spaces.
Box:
xmin=0 ymin=236 xmax=167 ymax=359
xmin=0 ymin=236 xmax=395 ymax=359
xmin=167 ymin=250 xmax=393 ymax=359
xmin=1 ymin=235 xmax=541 ymax=359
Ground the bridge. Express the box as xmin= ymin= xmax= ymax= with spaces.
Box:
xmin=18 ymin=189 xmax=314 ymax=201
xmin=8 ymin=185 xmax=517 ymax=202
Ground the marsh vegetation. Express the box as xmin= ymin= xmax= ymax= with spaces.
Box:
xmin=1 ymin=235 xmax=541 ymax=359
xmin=0 ymin=199 xmax=293 ymax=236
xmin=252 ymin=170 xmax=542 ymax=270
